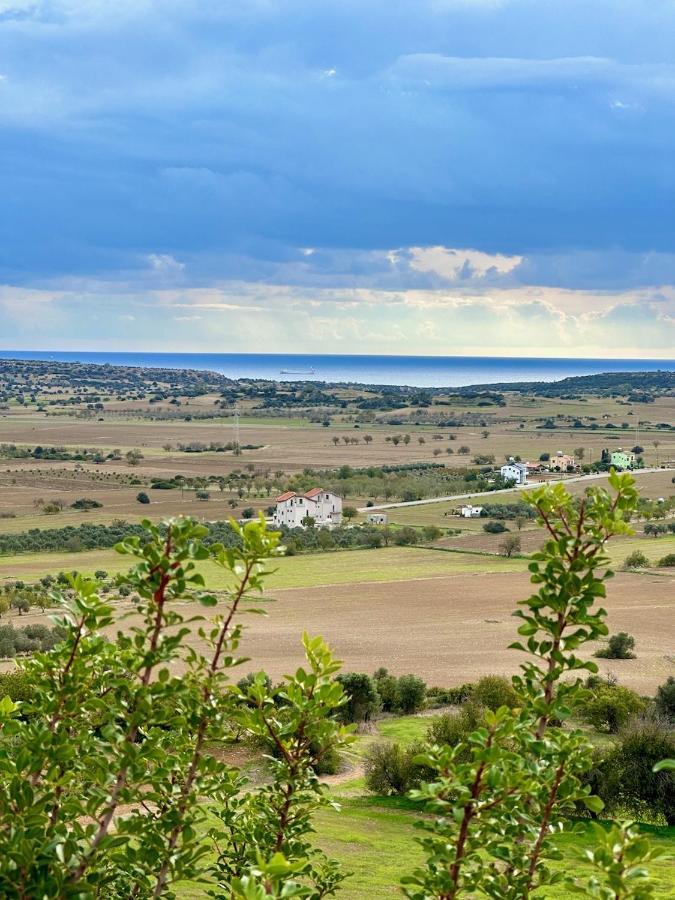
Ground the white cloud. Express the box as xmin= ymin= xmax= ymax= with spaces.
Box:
xmin=0 ymin=276 xmax=672 ymax=357
xmin=404 ymin=246 xmax=523 ymax=279
xmin=146 ymin=254 xmax=185 ymax=275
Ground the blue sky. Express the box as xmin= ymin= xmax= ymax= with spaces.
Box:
xmin=1 ymin=0 xmax=674 ymax=357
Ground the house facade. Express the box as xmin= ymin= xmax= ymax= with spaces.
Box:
xmin=549 ymin=451 xmax=576 ymax=471
xmin=500 ymin=461 xmax=528 ymax=485
xmin=273 ymin=488 xmax=342 ymax=528
xmin=610 ymin=450 xmax=636 ymax=470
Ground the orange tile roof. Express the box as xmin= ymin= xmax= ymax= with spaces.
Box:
xmin=276 ymin=491 xmax=296 ymax=502
xmin=303 ymin=487 xmax=322 ymax=498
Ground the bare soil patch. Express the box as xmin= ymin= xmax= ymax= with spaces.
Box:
xmin=1 ymin=566 xmax=671 ymax=695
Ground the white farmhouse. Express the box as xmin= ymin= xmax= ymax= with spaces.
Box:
xmin=460 ymin=504 xmax=484 ymax=518
xmin=273 ymin=488 xmax=342 ymax=528
xmin=500 ymin=460 xmax=528 ymax=486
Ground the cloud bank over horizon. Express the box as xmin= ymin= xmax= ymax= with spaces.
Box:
xmin=1 ymin=0 xmax=674 ymax=357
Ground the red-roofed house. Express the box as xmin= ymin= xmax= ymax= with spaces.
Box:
xmin=273 ymin=488 xmax=342 ymax=528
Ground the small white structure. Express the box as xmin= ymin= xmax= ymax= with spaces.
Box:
xmin=501 ymin=459 xmax=528 ymax=486
xmin=460 ymin=504 xmax=484 ymax=518
xmin=273 ymin=488 xmax=342 ymax=528
xmin=367 ymin=512 xmax=388 ymax=524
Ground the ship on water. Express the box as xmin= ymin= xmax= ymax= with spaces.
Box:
xmin=280 ymin=367 xmax=316 ymax=375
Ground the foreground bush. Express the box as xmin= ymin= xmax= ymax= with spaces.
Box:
xmin=402 ymin=472 xmax=663 ymax=899
xmin=0 ymin=517 xmax=352 ymax=898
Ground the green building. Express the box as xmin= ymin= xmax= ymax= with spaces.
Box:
xmin=610 ymin=450 xmax=636 ymax=470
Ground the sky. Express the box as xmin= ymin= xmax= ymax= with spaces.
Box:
xmin=1 ymin=0 xmax=675 ymax=358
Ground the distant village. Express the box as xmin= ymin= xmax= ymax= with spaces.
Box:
xmin=273 ymin=448 xmax=642 ymax=528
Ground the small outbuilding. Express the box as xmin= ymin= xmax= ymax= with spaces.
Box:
xmin=367 ymin=512 xmax=388 ymax=524
xmin=460 ymin=504 xmax=484 ymax=518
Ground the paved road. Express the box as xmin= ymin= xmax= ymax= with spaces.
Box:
xmin=356 ymin=467 xmax=672 ymax=512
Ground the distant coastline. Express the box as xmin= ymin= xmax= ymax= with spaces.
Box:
xmin=0 ymin=350 xmax=672 ymax=389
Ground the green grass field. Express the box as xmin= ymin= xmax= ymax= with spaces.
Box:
xmin=173 ymin=710 xmax=675 ymax=898
xmin=313 ymin=798 xmax=675 ymax=899
xmin=0 ymin=544 xmax=525 ymax=587
xmin=313 ymin=712 xmax=675 ymax=899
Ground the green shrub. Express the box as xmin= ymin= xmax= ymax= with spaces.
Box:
xmin=471 ymin=675 xmax=518 ymax=711
xmin=426 ymin=700 xmax=485 ymax=754
xmin=600 ymin=718 xmax=675 ymax=825
xmin=70 ymin=498 xmax=103 ymax=510
xmin=0 ymin=670 xmax=32 ymax=702
xmin=483 ymin=520 xmax=508 ymax=534
xmin=136 ymin=492 xmax=150 ymax=504
xmin=396 ymin=674 xmax=427 ymax=714
xmin=657 ymin=553 xmax=675 ymax=567
xmin=623 ymin=550 xmax=649 ymax=568
xmin=426 ymin=683 xmax=473 ymax=706
xmin=0 ymin=624 xmax=64 ymax=659
xmin=594 ymin=631 xmax=636 ymax=659
xmin=394 ymin=526 xmax=418 ymax=546
xmin=373 ymin=668 xmax=399 ymax=712
xmin=655 ymin=676 xmax=675 ymax=720
xmin=579 ymin=684 xmax=646 ymax=733
xmin=336 ymin=672 xmax=381 ymax=724
xmin=364 ymin=741 xmax=431 ymax=796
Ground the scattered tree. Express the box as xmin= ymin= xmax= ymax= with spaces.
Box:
xmin=499 ymin=534 xmax=521 ymax=557
xmin=595 ymin=631 xmax=636 ymax=659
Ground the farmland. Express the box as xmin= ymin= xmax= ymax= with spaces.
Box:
xmin=2 ymin=543 xmax=673 ymax=694
xmin=0 ymin=358 xmax=674 ymax=695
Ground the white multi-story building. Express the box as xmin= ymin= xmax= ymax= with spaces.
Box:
xmin=273 ymin=488 xmax=342 ymax=528
xmin=500 ymin=460 xmax=528 ymax=486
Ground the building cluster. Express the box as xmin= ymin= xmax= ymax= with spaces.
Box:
xmin=273 ymin=448 xmax=640 ymax=530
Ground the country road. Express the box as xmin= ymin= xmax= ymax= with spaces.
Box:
xmin=356 ymin=467 xmax=672 ymax=512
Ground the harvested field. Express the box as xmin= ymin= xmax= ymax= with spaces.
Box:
xmin=2 ymin=391 xmax=674 ymax=482
xmin=3 ymin=562 xmax=672 ymax=695
xmin=235 ymin=570 xmax=675 ymax=694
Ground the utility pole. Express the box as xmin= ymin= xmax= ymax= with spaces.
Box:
xmin=233 ymin=403 xmax=241 ymax=456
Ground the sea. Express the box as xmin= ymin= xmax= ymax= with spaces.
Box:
xmin=0 ymin=351 xmax=672 ymax=389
